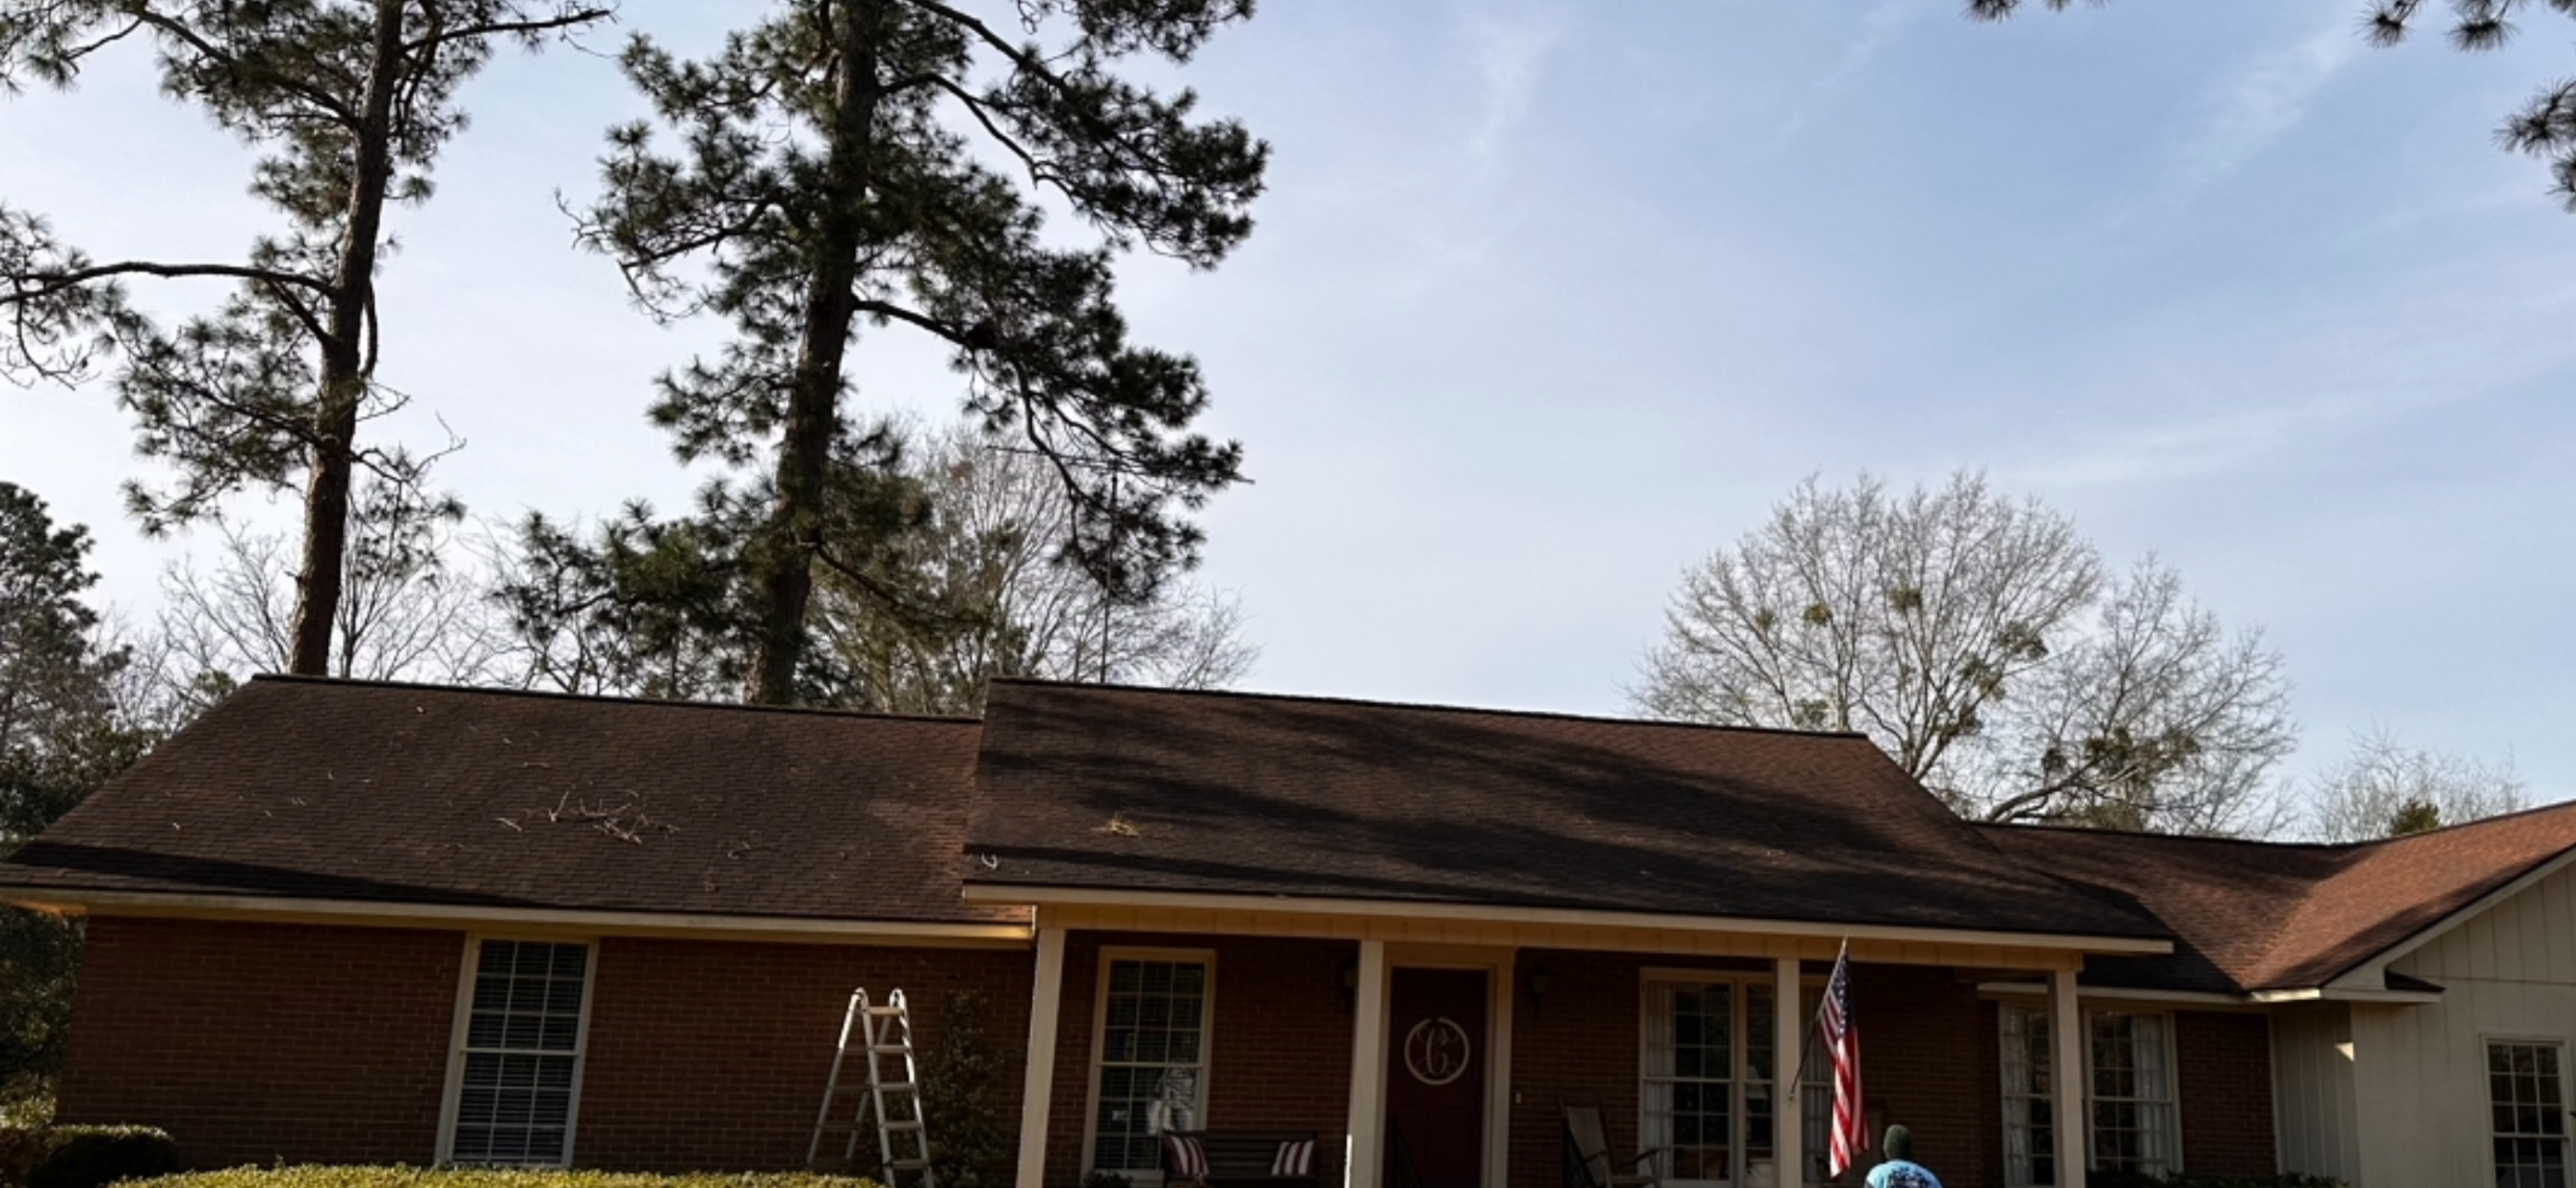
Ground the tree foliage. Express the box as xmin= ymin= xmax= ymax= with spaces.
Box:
xmin=2304 ymin=728 xmax=2527 ymax=842
xmin=0 ymin=483 xmax=156 ymax=1109
xmin=0 ymin=0 xmax=610 ymax=676
xmin=1968 ymin=0 xmax=2576 ymax=210
xmin=574 ymin=0 xmax=1265 ymax=703
xmin=498 ymin=422 xmax=1255 ymax=712
xmin=1634 ymin=472 xmax=2293 ymax=833
xmin=813 ymin=427 xmax=1255 ymax=715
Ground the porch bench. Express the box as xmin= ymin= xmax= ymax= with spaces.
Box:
xmin=1158 ymin=1129 xmax=1325 ymax=1188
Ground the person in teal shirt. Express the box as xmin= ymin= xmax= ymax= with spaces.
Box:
xmin=1865 ymin=1125 xmax=1942 ymax=1188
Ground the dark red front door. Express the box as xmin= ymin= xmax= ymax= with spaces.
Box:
xmin=1385 ymin=968 xmax=1486 ymax=1188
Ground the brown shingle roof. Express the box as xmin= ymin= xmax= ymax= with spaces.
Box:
xmin=964 ymin=681 xmax=2166 ymax=940
xmin=0 ymin=676 xmax=1023 ymax=927
xmin=1981 ymin=801 xmax=2576 ymax=993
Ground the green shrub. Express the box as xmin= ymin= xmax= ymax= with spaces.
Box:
xmin=0 ymin=1128 xmax=47 ymax=1188
xmin=28 ymin=1126 xmax=181 ymax=1188
xmin=130 ymin=1171 xmax=881 ymax=1188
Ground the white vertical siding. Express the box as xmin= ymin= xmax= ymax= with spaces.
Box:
xmin=2350 ymin=861 xmax=2576 ymax=1188
xmin=2270 ymin=1001 xmax=2359 ymax=1182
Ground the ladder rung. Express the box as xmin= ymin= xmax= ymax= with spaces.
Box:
xmin=871 ymin=1044 xmax=909 ymax=1054
xmin=884 ymin=1120 xmax=922 ymax=1131
xmin=864 ymin=1006 xmax=907 ymax=1017
xmin=875 ymin=1082 xmax=918 ymax=1093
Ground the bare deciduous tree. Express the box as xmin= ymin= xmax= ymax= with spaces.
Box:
xmin=814 ymin=427 xmax=1257 ymax=716
xmin=2305 ymin=728 xmax=2527 ymax=842
xmin=145 ymin=478 xmax=509 ymax=713
xmin=1634 ymin=472 xmax=2294 ymax=833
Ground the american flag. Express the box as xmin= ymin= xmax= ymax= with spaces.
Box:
xmin=1819 ymin=942 xmax=1864 ymax=1177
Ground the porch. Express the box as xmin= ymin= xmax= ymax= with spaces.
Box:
xmin=1004 ymin=904 xmax=2125 ymax=1188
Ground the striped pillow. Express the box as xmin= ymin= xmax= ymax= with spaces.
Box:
xmin=1162 ymin=1133 xmax=1209 ymax=1183
xmin=1271 ymin=1138 xmax=1316 ymax=1178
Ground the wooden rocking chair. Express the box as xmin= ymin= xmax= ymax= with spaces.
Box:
xmin=1562 ymin=1101 xmax=1663 ymax=1188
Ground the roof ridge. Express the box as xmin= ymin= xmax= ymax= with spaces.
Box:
xmin=246 ymin=673 xmax=986 ymax=726
xmin=986 ymin=677 xmax=1874 ymax=740
xmin=1972 ymin=821 xmax=2367 ymax=854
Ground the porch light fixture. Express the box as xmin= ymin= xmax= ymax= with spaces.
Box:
xmin=1342 ymin=961 xmax=1359 ymax=1012
xmin=1528 ymin=966 xmax=1551 ymax=1011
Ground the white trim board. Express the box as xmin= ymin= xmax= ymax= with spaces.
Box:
xmin=963 ymin=884 xmax=2172 ymax=955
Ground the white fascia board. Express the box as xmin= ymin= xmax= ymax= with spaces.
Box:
xmin=2250 ymin=986 xmax=2445 ymax=1006
xmin=961 ymin=882 xmax=2174 ymax=955
xmin=4 ymin=886 xmax=1035 ymax=948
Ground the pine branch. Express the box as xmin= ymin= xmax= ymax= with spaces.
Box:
xmin=3 ymin=261 xmax=334 ymax=305
xmin=402 ymin=7 xmax=615 ymax=56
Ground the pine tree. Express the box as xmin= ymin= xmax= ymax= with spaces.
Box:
xmin=0 ymin=0 xmax=610 ymax=675
xmin=574 ymin=0 xmax=1267 ymax=704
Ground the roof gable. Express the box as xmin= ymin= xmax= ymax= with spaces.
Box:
xmin=1982 ymin=801 xmax=2576 ymax=993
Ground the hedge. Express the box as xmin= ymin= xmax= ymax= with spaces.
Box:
xmin=1 ymin=1127 xmax=183 ymax=1188
xmin=131 ymin=1171 xmax=882 ymax=1188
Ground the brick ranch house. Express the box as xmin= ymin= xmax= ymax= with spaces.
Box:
xmin=5 ymin=676 xmax=2575 ymax=1188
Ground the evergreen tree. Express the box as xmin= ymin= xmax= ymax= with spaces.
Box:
xmin=0 ymin=482 xmax=156 ymax=1109
xmin=574 ymin=0 xmax=1266 ymax=704
xmin=0 ymin=0 xmax=611 ymax=676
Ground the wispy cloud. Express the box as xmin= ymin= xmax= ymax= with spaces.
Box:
xmin=1462 ymin=6 xmax=1566 ymax=163
xmin=2166 ymin=19 xmax=2361 ymax=197
xmin=1779 ymin=0 xmax=1931 ymax=141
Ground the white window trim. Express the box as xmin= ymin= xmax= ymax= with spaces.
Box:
xmin=2084 ymin=1009 xmax=2184 ymax=1179
xmin=1081 ymin=946 xmax=1219 ymax=1183
xmin=1997 ymin=1005 xmax=2185 ymax=1187
xmin=435 ymin=934 xmax=599 ymax=1168
xmin=2482 ymin=1032 xmax=2574 ymax=1188
xmin=1638 ymin=968 xmax=1822 ymax=1188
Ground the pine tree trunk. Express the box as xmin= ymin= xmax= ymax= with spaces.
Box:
xmin=286 ymin=0 xmax=406 ymax=677
xmin=747 ymin=0 xmax=883 ymax=705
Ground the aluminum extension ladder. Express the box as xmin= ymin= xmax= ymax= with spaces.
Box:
xmin=808 ymin=987 xmax=936 ymax=1188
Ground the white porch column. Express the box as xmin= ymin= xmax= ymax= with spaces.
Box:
xmin=2050 ymin=965 xmax=2087 ymax=1188
xmin=1016 ymin=923 xmax=1070 ymax=1188
xmin=1774 ymin=957 xmax=1803 ymax=1188
xmin=1344 ymin=938 xmax=1390 ymax=1188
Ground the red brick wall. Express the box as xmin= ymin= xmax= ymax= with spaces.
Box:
xmin=2174 ymin=1010 xmax=2274 ymax=1176
xmin=1852 ymin=963 xmax=1987 ymax=1187
xmin=57 ymin=917 xmax=464 ymax=1168
xmin=1039 ymin=932 xmax=1357 ymax=1187
xmin=578 ymin=938 xmax=1035 ymax=1171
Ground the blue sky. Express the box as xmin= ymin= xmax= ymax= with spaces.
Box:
xmin=6 ymin=0 xmax=2574 ymax=804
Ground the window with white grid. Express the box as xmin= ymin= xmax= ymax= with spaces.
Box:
xmin=445 ymin=939 xmax=591 ymax=1166
xmin=1645 ymin=980 xmax=1737 ymax=1183
xmin=1991 ymin=1006 xmax=2174 ymax=1184
xmin=1087 ymin=952 xmax=1213 ymax=1177
xmin=1645 ymin=975 xmax=1808 ymax=1186
xmin=2087 ymin=1012 xmax=2175 ymax=1177
xmin=2490 ymin=1041 xmax=2570 ymax=1188
xmin=1998 ymin=1004 xmax=2057 ymax=1188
